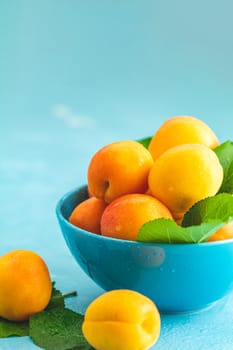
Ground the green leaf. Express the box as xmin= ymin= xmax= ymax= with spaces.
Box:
xmin=0 ymin=283 xmax=63 ymax=339
xmin=67 ymin=346 xmax=95 ymax=350
xmin=46 ymin=284 xmax=65 ymax=310
xmin=0 ymin=317 xmax=29 ymax=338
xmin=137 ymin=137 xmax=152 ymax=149
xmin=0 ymin=283 xmax=78 ymax=343
xmin=137 ymin=218 xmax=225 ymax=243
xmin=67 ymin=344 xmax=95 ymax=350
xmin=138 ymin=194 xmax=233 ymax=244
xmin=182 ymin=193 xmax=233 ymax=226
xmin=47 ymin=283 xmax=77 ymax=311
xmin=29 ymin=307 xmax=90 ymax=350
xmin=214 ymin=140 xmax=233 ymax=194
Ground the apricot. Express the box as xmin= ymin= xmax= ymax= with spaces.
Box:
xmin=101 ymin=193 xmax=173 ymax=241
xmin=82 ymin=289 xmax=161 ymax=350
xmin=87 ymin=140 xmax=153 ymax=203
xmin=148 ymin=115 xmax=219 ymax=160
xmin=0 ymin=250 xmax=52 ymax=321
xmin=69 ymin=197 xmax=107 ymax=234
xmin=148 ymin=144 xmax=223 ymax=220
xmin=208 ymin=221 xmax=233 ymax=242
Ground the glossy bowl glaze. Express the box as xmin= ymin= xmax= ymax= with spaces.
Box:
xmin=56 ymin=186 xmax=233 ymax=313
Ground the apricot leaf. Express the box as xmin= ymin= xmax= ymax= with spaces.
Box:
xmin=0 ymin=283 xmax=83 ymax=350
xmin=137 ymin=137 xmax=152 ymax=149
xmin=214 ymin=141 xmax=233 ymax=194
xmin=137 ymin=218 xmax=224 ymax=243
xmin=29 ymin=308 xmax=90 ymax=350
xmin=46 ymin=284 xmax=77 ymax=311
xmin=0 ymin=283 xmax=65 ymax=339
xmin=138 ymin=193 xmax=233 ymax=243
xmin=46 ymin=284 xmax=65 ymax=310
xmin=182 ymin=193 xmax=233 ymax=226
xmin=0 ymin=318 xmax=29 ymax=337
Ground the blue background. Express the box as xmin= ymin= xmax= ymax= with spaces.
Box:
xmin=1 ymin=1 xmax=233 ymax=349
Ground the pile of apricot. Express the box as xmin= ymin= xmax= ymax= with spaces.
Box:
xmin=69 ymin=115 xmax=229 ymax=242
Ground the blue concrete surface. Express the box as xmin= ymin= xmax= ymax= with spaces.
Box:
xmin=1 ymin=1 xmax=233 ymax=349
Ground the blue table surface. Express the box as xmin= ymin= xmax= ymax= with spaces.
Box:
xmin=1 ymin=1 xmax=233 ymax=349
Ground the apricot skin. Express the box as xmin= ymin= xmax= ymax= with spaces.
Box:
xmin=0 ymin=250 xmax=52 ymax=322
xmin=87 ymin=140 xmax=153 ymax=203
xmin=148 ymin=115 xmax=219 ymax=160
xmin=148 ymin=144 xmax=223 ymax=219
xmin=101 ymin=193 xmax=173 ymax=241
xmin=82 ymin=289 xmax=161 ymax=350
xmin=69 ymin=197 xmax=107 ymax=234
xmin=208 ymin=221 xmax=233 ymax=242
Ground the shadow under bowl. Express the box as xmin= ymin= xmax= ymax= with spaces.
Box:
xmin=56 ymin=185 xmax=233 ymax=313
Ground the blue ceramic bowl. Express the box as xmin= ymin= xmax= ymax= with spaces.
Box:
xmin=56 ymin=186 xmax=233 ymax=313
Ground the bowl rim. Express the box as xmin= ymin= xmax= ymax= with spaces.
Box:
xmin=56 ymin=185 xmax=233 ymax=248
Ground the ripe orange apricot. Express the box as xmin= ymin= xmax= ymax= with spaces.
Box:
xmin=0 ymin=250 xmax=52 ymax=321
xmin=87 ymin=140 xmax=153 ymax=203
xmin=148 ymin=116 xmax=219 ymax=160
xmin=148 ymin=144 xmax=223 ymax=220
xmin=101 ymin=193 xmax=173 ymax=241
xmin=82 ymin=289 xmax=161 ymax=350
xmin=69 ymin=197 xmax=107 ymax=234
xmin=208 ymin=221 xmax=233 ymax=242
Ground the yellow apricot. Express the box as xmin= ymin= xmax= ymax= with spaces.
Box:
xmin=82 ymin=289 xmax=160 ymax=350
xmin=148 ymin=116 xmax=219 ymax=160
xmin=0 ymin=250 xmax=52 ymax=321
xmin=148 ymin=144 xmax=223 ymax=220
xmin=69 ymin=197 xmax=107 ymax=234
xmin=87 ymin=140 xmax=153 ymax=203
xmin=208 ymin=221 xmax=233 ymax=242
xmin=101 ymin=193 xmax=173 ymax=241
